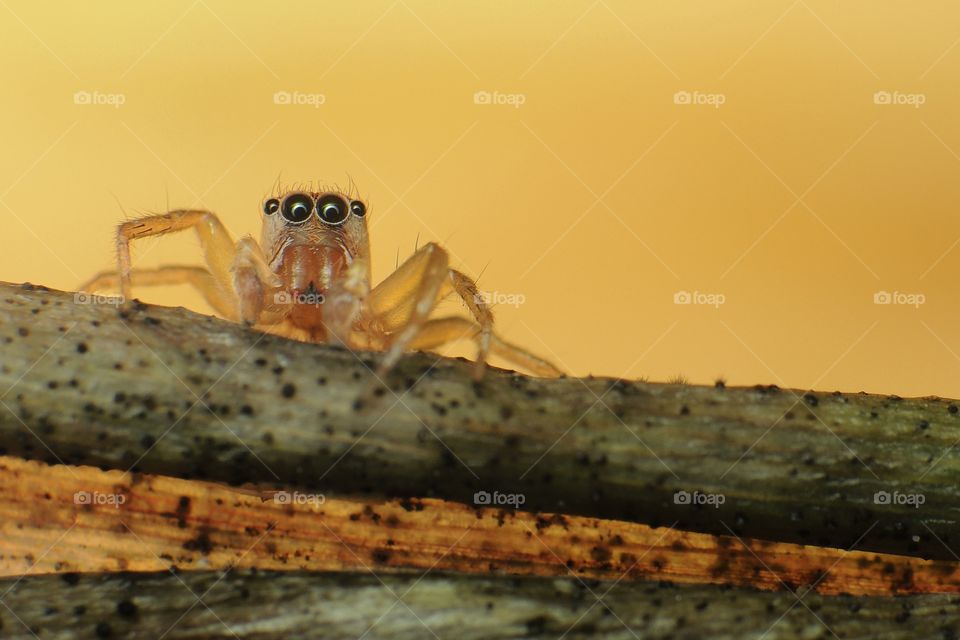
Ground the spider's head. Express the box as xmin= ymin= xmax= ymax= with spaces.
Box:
xmin=261 ymin=189 xmax=371 ymax=272
xmin=260 ymin=189 xmax=372 ymax=328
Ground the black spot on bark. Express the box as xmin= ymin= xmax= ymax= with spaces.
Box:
xmin=183 ymin=529 xmax=214 ymax=555
xmin=590 ymin=546 xmax=612 ymax=562
xmin=398 ymin=498 xmax=424 ymax=512
xmin=525 ymin=616 xmax=548 ymax=634
xmin=116 ymin=599 xmax=138 ymax=618
xmin=176 ymin=496 xmax=190 ymax=528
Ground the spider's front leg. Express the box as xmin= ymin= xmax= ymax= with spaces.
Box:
xmin=365 ymin=242 xmax=454 ymax=379
xmin=111 ymin=210 xmax=279 ymax=327
xmin=114 ymin=210 xmax=237 ymax=304
xmin=364 ymin=243 xmax=562 ymax=380
xmin=364 ymin=242 xmax=497 ymax=381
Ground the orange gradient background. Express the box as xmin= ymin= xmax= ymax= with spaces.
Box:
xmin=1 ymin=1 xmax=959 ymax=397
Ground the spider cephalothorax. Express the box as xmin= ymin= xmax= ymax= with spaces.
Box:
xmin=260 ymin=190 xmax=371 ymax=342
xmin=81 ymin=184 xmax=562 ymax=380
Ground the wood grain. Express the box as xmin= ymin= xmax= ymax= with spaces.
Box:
xmin=1 ymin=456 xmax=957 ymax=597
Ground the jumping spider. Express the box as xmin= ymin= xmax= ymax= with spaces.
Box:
xmin=81 ymin=186 xmax=562 ymax=380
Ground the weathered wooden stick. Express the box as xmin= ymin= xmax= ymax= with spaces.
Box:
xmin=0 ymin=282 xmax=957 ymax=559
xmin=3 ymin=456 xmax=955 ymax=595
xmin=1 ymin=571 xmax=958 ymax=639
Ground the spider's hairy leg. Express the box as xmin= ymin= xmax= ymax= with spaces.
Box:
xmin=366 ymin=249 xmax=494 ymax=379
xmin=114 ymin=210 xmax=237 ymax=304
xmin=447 ymin=269 xmax=493 ymax=379
xmin=80 ymin=266 xmax=237 ymax=320
xmin=489 ymin=334 xmax=563 ymax=378
xmin=409 ymin=317 xmax=563 ymax=378
xmin=366 ymin=245 xmax=446 ymax=329
xmin=324 ymin=258 xmax=370 ymax=348
xmin=366 ymin=242 xmax=450 ymax=380
xmin=232 ymin=237 xmax=282 ymax=325
xmin=407 ymin=316 xmax=478 ymax=350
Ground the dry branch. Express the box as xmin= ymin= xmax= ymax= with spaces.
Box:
xmin=2 ymin=571 xmax=959 ymax=639
xmin=2 ymin=456 xmax=956 ymax=595
xmin=0 ymin=282 xmax=958 ymax=560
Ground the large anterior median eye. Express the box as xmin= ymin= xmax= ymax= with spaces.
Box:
xmin=281 ymin=193 xmax=313 ymax=224
xmin=316 ymin=194 xmax=348 ymax=225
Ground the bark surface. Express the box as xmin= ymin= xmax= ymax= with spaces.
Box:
xmin=0 ymin=282 xmax=956 ymax=561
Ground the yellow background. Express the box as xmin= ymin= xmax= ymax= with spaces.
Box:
xmin=2 ymin=1 xmax=959 ymax=398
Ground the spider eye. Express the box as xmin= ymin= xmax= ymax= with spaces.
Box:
xmin=263 ymin=198 xmax=280 ymax=215
xmin=316 ymin=194 xmax=348 ymax=225
xmin=350 ymin=200 xmax=366 ymax=217
xmin=281 ymin=194 xmax=313 ymax=224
